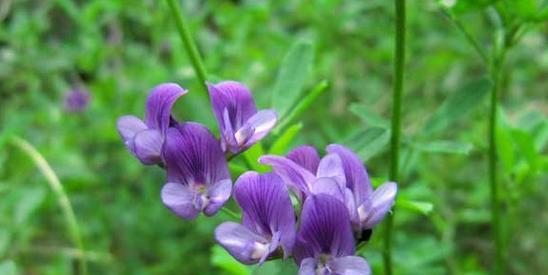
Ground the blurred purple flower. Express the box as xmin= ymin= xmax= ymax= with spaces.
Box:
xmin=215 ymin=172 xmax=295 ymax=265
xmin=261 ymin=144 xmax=397 ymax=234
xmin=116 ymin=83 xmax=187 ymax=165
xmin=161 ymin=122 xmax=231 ymax=220
xmin=64 ymin=87 xmax=91 ymax=113
xmin=293 ymin=194 xmax=371 ymax=275
xmin=208 ymin=81 xmax=277 ymax=155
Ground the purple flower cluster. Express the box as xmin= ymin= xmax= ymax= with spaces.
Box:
xmin=116 ymin=81 xmax=397 ymax=274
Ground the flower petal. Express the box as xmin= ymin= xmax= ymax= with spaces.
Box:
xmin=287 ymin=145 xmax=320 ymax=174
xmin=208 ymin=81 xmax=257 ymax=135
xmin=298 ymin=258 xmax=318 ymax=275
xmin=239 ymin=109 xmax=277 ymax=149
xmin=161 ymin=182 xmax=200 ymax=220
xmin=133 ymin=129 xmax=163 ymax=165
xmin=234 ymin=172 xmax=296 ymax=256
xmin=144 ymin=83 xmax=187 ymax=132
xmin=116 ymin=115 xmax=147 ymax=143
xmin=310 ymin=177 xmax=345 ymax=202
xmin=163 ymin=122 xmax=230 ymax=187
xmin=328 ymin=256 xmax=371 ymax=275
xmin=293 ymin=194 xmax=355 ymax=264
xmin=359 ymin=182 xmax=397 ymax=229
xmin=316 ymin=154 xmax=346 ymax=188
xmin=259 ymin=155 xmax=316 ymax=197
xmin=215 ymin=222 xmax=269 ymax=265
xmin=203 ymin=179 xmax=232 ymax=216
xmin=326 ymin=144 xmax=373 ymax=204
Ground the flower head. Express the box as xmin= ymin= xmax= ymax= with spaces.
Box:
xmin=215 ymin=172 xmax=295 ymax=265
xmin=261 ymin=144 xmax=397 ymax=235
xmin=326 ymin=144 xmax=397 ymax=232
xmin=293 ymin=194 xmax=371 ymax=275
xmin=161 ymin=122 xmax=231 ymax=220
xmin=208 ymin=81 xmax=277 ymax=155
xmin=116 ymin=83 xmax=187 ymax=165
xmin=64 ymin=86 xmax=91 ymax=113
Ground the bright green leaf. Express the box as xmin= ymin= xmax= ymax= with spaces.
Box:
xmin=269 ymin=123 xmax=303 ymax=155
xmin=397 ymin=198 xmax=434 ymax=215
xmin=273 ymin=80 xmax=328 ymax=135
xmin=271 ymin=41 xmax=314 ymax=118
xmin=211 ymin=245 xmax=251 ymax=275
xmin=243 ymin=143 xmax=269 ymax=173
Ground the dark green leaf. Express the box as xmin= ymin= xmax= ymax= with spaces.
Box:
xmin=344 ymin=127 xmax=391 ymax=160
xmin=412 ymin=140 xmax=474 ymax=155
xmin=423 ymin=77 xmax=492 ymax=135
xmin=349 ymin=103 xmax=390 ymax=128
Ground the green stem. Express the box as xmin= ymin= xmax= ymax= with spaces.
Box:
xmin=165 ymin=0 xmax=209 ymax=95
xmin=489 ymin=45 xmax=507 ymax=275
xmin=11 ymin=137 xmax=87 ymax=275
xmin=220 ymin=206 xmax=240 ymax=221
xmin=442 ymin=8 xmax=489 ymax=65
xmin=384 ymin=1 xmax=405 ymax=274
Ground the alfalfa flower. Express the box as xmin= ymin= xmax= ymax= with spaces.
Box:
xmin=215 ymin=172 xmax=295 ymax=265
xmin=293 ymin=194 xmax=371 ymax=275
xmin=161 ymin=122 xmax=232 ymax=220
xmin=116 ymin=83 xmax=187 ymax=165
xmin=208 ymin=81 xmax=277 ymax=155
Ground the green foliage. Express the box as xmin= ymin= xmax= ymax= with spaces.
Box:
xmin=422 ymin=77 xmax=492 ymax=135
xmin=0 ymin=0 xmax=545 ymax=274
xmin=271 ymin=40 xmax=314 ymax=118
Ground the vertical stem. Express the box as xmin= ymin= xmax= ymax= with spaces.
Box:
xmin=489 ymin=49 xmax=506 ymax=275
xmin=165 ymin=0 xmax=209 ymax=95
xmin=384 ymin=0 xmax=405 ymax=274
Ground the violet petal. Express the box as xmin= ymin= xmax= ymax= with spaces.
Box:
xmin=328 ymin=256 xmax=371 ymax=275
xmin=359 ymin=182 xmax=397 ymax=229
xmin=287 ymin=145 xmax=321 ymax=174
xmin=259 ymin=156 xmax=316 ymax=197
xmin=215 ymin=222 xmax=270 ymax=265
xmin=144 ymin=83 xmax=187 ymax=132
xmin=293 ymin=194 xmax=355 ymax=264
xmin=133 ymin=129 xmax=163 ymax=165
xmin=161 ymin=182 xmax=200 ymax=220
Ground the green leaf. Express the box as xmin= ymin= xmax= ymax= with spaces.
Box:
xmin=229 ymin=163 xmax=248 ymax=177
xmin=440 ymin=0 xmax=500 ymax=15
xmin=511 ymin=129 xmax=540 ymax=173
xmin=14 ymin=186 xmax=46 ymax=226
xmin=349 ymin=104 xmax=390 ymax=128
xmin=271 ymin=41 xmax=314 ymax=118
xmin=397 ymin=198 xmax=434 ymax=215
xmin=273 ymin=80 xmax=328 ymax=135
xmin=243 ymin=143 xmax=269 ymax=173
xmin=211 ymin=245 xmax=251 ymax=275
xmin=412 ymin=140 xmax=474 ymax=155
xmin=0 ymin=261 xmax=17 ymax=275
xmin=502 ymin=0 xmax=538 ymax=20
xmin=423 ymin=77 xmax=492 ymax=135
xmin=344 ymin=127 xmax=391 ymax=160
xmin=269 ymin=123 xmax=303 ymax=155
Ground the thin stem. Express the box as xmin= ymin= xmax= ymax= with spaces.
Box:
xmin=165 ymin=0 xmax=209 ymax=95
xmin=384 ymin=1 xmax=405 ymax=274
xmin=11 ymin=137 xmax=87 ymax=275
xmin=489 ymin=46 xmax=507 ymax=275
xmin=442 ymin=8 xmax=489 ymax=64
xmin=220 ymin=206 xmax=240 ymax=221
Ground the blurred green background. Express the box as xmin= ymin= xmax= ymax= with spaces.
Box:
xmin=0 ymin=0 xmax=546 ymax=274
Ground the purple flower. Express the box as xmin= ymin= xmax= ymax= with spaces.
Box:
xmin=293 ymin=194 xmax=371 ymax=275
xmin=259 ymin=146 xmax=348 ymax=202
xmin=215 ymin=172 xmax=295 ymax=265
xmin=116 ymin=83 xmax=187 ymax=165
xmin=326 ymin=144 xmax=397 ymax=232
xmin=261 ymin=144 xmax=397 ymax=233
xmin=208 ymin=81 xmax=277 ymax=155
xmin=161 ymin=122 xmax=232 ymax=220
xmin=64 ymin=87 xmax=91 ymax=113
